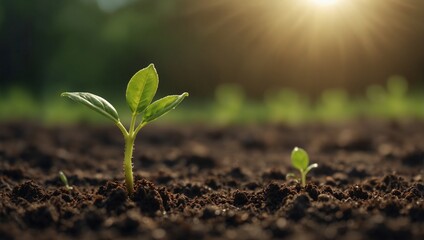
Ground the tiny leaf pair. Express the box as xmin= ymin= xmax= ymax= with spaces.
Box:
xmin=289 ymin=147 xmax=318 ymax=187
xmin=61 ymin=64 xmax=188 ymax=194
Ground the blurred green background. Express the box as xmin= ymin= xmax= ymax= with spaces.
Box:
xmin=1 ymin=0 xmax=424 ymax=124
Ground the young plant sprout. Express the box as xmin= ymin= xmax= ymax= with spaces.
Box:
xmin=59 ymin=171 xmax=73 ymax=190
xmin=288 ymin=147 xmax=318 ymax=187
xmin=61 ymin=64 xmax=188 ymax=195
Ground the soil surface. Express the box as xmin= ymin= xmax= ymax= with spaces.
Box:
xmin=0 ymin=120 xmax=423 ymax=240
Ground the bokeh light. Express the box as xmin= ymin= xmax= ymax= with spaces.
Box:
xmin=310 ymin=0 xmax=339 ymax=7
xmin=1 ymin=0 xmax=424 ymax=123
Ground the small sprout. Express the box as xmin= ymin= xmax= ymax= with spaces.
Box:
xmin=289 ymin=147 xmax=318 ymax=187
xmin=59 ymin=171 xmax=73 ymax=190
xmin=285 ymin=173 xmax=298 ymax=182
xmin=61 ymin=64 xmax=188 ymax=195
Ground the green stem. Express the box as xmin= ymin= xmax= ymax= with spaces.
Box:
xmin=134 ymin=121 xmax=146 ymax=135
xmin=123 ymin=114 xmax=138 ymax=195
xmin=124 ymin=134 xmax=135 ymax=195
xmin=116 ymin=121 xmax=128 ymax=136
xmin=129 ymin=113 xmax=137 ymax=134
xmin=300 ymin=170 xmax=306 ymax=187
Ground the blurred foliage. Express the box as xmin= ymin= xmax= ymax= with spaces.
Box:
xmin=1 ymin=77 xmax=424 ymax=124
xmin=365 ymin=76 xmax=413 ymax=118
xmin=0 ymin=87 xmax=38 ymax=119
xmin=1 ymin=0 xmax=424 ymax=99
xmin=214 ymin=84 xmax=245 ymax=124
xmin=0 ymin=0 xmax=179 ymax=99
xmin=1 ymin=0 xmax=424 ymax=125
xmin=315 ymin=89 xmax=353 ymax=121
xmin=265 ymin=89 xmax=310 ymax=124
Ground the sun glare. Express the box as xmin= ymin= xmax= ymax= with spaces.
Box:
xmin=311 ymin=0 xmax=339 ymax=6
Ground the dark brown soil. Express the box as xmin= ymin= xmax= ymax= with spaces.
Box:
xmin=0 ymin=120 xmax=423 ymax=240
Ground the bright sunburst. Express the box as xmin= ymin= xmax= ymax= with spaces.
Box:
xmin=310 ymin=0 xmax=339 ymax=6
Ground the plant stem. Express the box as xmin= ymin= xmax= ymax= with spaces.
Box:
xmin=116 ymin=121 xmax=128 ymax=136
xmin=300 ymin=170 xmax=306 ymax=187
xmin=122 ymin=114 xmax=138 ymax=195
xmin=134 ymin=122 xmax=146 ymax=135
xmin=124 ymin=134 xmax=135 ymax=195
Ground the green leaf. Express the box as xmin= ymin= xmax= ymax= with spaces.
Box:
xmin=305 ymin=163 xmax=318 ymax=174
xmin=142 ymin=92 xmax=189 ymax=123
xmin=126 ymin=64 xmax=158 ymax=114
xmin=291 ymin=147 xmax=309 ymax=171
xmin=61 ymin=92 xmax=119 ymax=123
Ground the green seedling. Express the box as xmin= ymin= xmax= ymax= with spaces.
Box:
xmin=61 ymin=64 xmax=188 ymax=195
xmin=288 ymin=147 xmax=318 ymax=187
xmin=59 ymin=171 xmax=73 ymax=190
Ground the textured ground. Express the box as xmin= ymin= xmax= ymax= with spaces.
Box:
xmin=0 ymin=120 xmax=423 ymax=240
